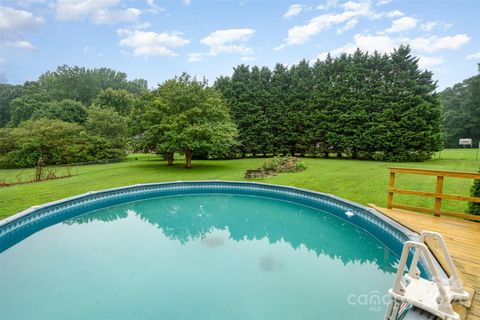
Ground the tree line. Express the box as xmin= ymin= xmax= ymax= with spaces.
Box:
xmin=0 ymin=67 xmax=237 ymax=168
xmin=2 ymin=46 xmax=474 ymax=169
xmin=215 ymin=46 xmax=444 ymax=161
xmin=0 ymin=65 xmax=147 ymax=168
xmin=440 ymin=65 xmax=480 ymax=148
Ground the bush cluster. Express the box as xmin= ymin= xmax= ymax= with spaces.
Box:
xmin=0 ymin=119 xmax=125 ymax=169
xmin=262 ymin=156 xmax=306 ymax=174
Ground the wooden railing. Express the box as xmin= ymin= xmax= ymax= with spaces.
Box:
xmin=387 ymin=167 xmax=480 ymax=221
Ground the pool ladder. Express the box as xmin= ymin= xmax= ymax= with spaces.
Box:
xmin=385 ymin=231 xmax=470 ymax=320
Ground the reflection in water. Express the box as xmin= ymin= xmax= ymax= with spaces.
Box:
xmin=260 ymin=255 xmax=284 ymax=272
xmin=64 ymin=207 xmax=128 ymax=225
xmin=1 ymin=194 xmax=400 ymax=320
xmin=68 ymin=194 xmax=398 ymax=273
xmin=201 ymin=230 xmax=227 ymax=248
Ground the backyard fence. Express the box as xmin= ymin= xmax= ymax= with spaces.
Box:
xmin=387 ymin=167 xmax=480 ymax=221
xmin=434 ymin=148 xmax=479 ymax=160
xmin=0 ymin=156 xmax=155 ymax=186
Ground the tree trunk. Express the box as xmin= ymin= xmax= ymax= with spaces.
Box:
xmin=184 ymin=148 xmax=193 ymax=168
xmin=35 ymin=157 xmax=44 ymax=182
xmin=352 ymin=149 xmax=358 ymax=159
xmin=165 ymin=152 xmax=174 ymax=165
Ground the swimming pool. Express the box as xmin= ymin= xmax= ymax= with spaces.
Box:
xmin=0 ymin=181 xmax=420 ymax=319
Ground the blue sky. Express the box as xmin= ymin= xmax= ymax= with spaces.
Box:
xmin=1 ymin=0 xmax=479 ymax=90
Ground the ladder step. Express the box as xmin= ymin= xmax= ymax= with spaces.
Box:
xmin=385 ymin=231 xmax=469 ymax=320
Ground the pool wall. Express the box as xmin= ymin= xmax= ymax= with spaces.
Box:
xmin=0 ymin=181 xmax=419 ymax=255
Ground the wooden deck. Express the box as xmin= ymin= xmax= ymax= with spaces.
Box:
xmin=370 ymin=205 xmax=480 ymax=320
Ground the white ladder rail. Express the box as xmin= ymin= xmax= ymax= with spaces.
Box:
xmin=385 ymin=231 xmax=470 ymax=320
xmin=411 ymin=231 xmax=467 ymax=298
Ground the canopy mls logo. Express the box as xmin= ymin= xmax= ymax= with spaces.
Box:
xmin=347 ymin=290 xmax=391 ymax=312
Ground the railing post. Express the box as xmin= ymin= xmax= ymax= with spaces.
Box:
xmin=434 ymin=175 xmax=444 ymax=217
xmin=387 ymin=171 xmax=395 ymax=209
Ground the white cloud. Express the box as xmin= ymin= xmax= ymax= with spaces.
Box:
xmin=443 ymin=23 xmax=453 ymax=30
xmin=241 ymin=56 xmax=255 ymax=62
xmin=276 ymin=1 xmax=375 ymax=49
xmin=316 ymin=34 xmax=399 ymax=60
xmin=342 ymin=1 xmax=368 ymax=12
xmin=0 ymin=6 xmax=43 ymax=32
xmin=95 ymin=8 xmax=140 ymax=24
xmin=334 ymin=34 xmax=398 ymax=56
xmin=284 ymin=4 xmax=303 ymax=19
xmin=182 ymin=0 xmax=191 ymax=6
xmin=376 ymin=0 xmax=391 ymax=5
xmin=386 ymin=16 xmax=417 ymax=33
xmin=420 ymin=21 xmax=453 ymax=32
xmin=146 ymin=0 xmax=165 ymax=14
xmin=201 ymin=28 xmax=255 ymax=56
xmin=410 ymin=34 xmax=470 ymax=53
xmin=467 ymin=52 xmax=480 ymax=60
xmin=16 ymin=0 xmax=48 ymax=6
xmin=117 ymin=28 xmax=190 ymax=57
xmin=56 ymin=0 xmax=140 ymax=24
xmin=386 ymin=10 xmax=404 ymax=18
xmin=0 ymin=6 xmax=43 ymax=50
xmin=316 ymin=33 xmax=470 ymax=60
xmin=8 ymin=40 xmax=36 ymax=50
xmin=188 ymin=53 xmax=204 ymax=62
xmin=354 ymin=34 xmax=399 ymax=52
xmin=337 ymin=19 xmax=358 ymax=34
xmin=417 ymin=55 xmax=446 ymax=69
xmin=317 ymin=0 xmax=338 ymax=10
xmin=278 ymin=1 xmax=416 ymax=49
xmin=420 ymin=21 xmax=437 ymax=32
xmin=135 ymin=22 xmax=152 ymax=30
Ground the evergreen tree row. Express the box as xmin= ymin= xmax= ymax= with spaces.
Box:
xmin=215 ymin=46 xmax=444 ymax=161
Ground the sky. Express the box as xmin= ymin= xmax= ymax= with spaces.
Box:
xmin=0 ymin=0 xmax=479 ymax=91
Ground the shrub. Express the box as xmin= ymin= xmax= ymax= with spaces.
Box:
xmin=466 ymin=168 xmax=480 ymax=216
xmin=262 ymin=156 xmax=306 ymax=174
xmin=369 ymin=150 xmax=433 ymax=162
xmin=262 ymin=157 xmax=281 ymax=173
xmin=0 ymin=119 xmax=126 ymax=168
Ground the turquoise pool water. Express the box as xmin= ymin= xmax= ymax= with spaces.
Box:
xmin=0 ymin=192 xmax=400 ymax=319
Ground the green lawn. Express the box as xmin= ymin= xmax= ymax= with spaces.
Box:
xmin=0 ymin=150 xmax=478 ymax=219
xmin=433 ymin=148 xmax=480 ymax=160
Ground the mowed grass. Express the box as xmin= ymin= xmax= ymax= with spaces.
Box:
xmin=433 ymin=148 xmax=480 ymax=160
xmin=0 ymin=149 xmax=478 ymax=219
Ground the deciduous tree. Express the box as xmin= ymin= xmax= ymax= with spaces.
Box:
xmin=144 ymin=74 xmax=237 ymax=168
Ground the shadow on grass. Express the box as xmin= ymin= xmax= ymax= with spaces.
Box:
xmin=131 ymin=161 xmax=240 ymax=171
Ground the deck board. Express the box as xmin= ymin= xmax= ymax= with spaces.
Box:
xmin=370 ymin=205 xmax=480 ymax=320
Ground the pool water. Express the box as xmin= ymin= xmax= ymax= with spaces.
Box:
xmin=0 ymin=194 xmax=399 ymax=319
